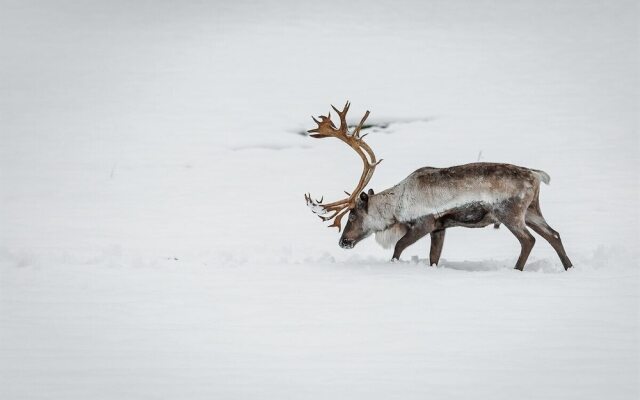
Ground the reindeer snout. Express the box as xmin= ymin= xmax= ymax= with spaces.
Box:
xmin=339 ymin=238 xmax=355 ymax=249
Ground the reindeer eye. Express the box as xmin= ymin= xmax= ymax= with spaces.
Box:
xmin=348 ymin=214 xmax=356 ymax=222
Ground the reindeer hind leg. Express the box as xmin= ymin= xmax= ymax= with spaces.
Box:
xmin=503 ymin=222 xmax=536 ymax=271
xmin=495 ymin=199 xmax=536 ymax=271
xmin=525 ymin=207 xmax=573 ymax=270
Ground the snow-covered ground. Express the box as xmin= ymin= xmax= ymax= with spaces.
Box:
xmin=1 ymin=1 xmax=638 ymax=399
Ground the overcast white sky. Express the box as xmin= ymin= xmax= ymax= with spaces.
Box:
xmin=1 ymin=0 xmax=636 ymax=146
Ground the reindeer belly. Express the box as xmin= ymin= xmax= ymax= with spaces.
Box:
xmin=437 ymin=202 xmax=498 ymax=229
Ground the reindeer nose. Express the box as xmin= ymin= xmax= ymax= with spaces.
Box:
xmin=339 ymin=238 xmax=355 ymax=249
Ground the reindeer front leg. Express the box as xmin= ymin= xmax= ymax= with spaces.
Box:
xmin=429 ymin=229 xmax=446 ymax=266
xmin=392 ymin=216 xmax=436 ymax=261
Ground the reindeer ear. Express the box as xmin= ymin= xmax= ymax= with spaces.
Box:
xmin=359 ymin=191 xmax=369 ymax=212
xmin=368 ymin=189 xmax=374 ymax=195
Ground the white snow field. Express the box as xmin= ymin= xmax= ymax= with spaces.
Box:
xmin=1 ymin=1 xmax=638 ymax=399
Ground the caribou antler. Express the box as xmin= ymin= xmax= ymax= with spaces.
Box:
xmin=304 ymin=101 xmax=381 ymax=231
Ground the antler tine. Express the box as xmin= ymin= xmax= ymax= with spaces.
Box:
xmin=352 ymin=110 xmax=370 ymax=138
xmin=327 ymin=209 xmax=350 ymax=232
xmin=330 ymin=101 xmax=351 ymax=134
xmin=330 ymin=101 xmax=350 ymax=116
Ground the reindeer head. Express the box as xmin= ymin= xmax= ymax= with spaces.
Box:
xmin=304 ymin=101 xmax=382 ymax=248
xmin=338 ymin=189 xmax=378 ymax=249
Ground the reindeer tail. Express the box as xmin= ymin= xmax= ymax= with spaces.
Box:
xmin=531 ymin=169 xmax=551 ymax=185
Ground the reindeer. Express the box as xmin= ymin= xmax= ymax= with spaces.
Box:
xmin=304 ymin=102 xmax=573 ymax=271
